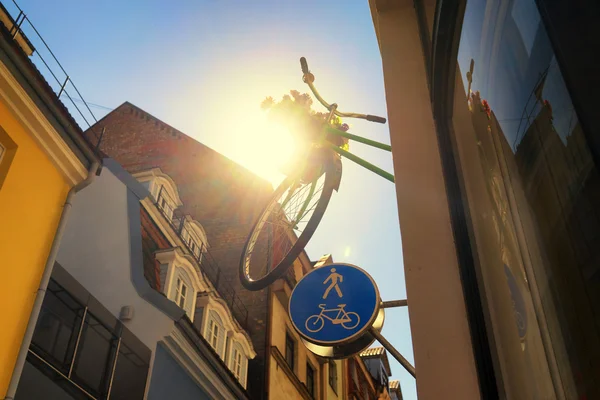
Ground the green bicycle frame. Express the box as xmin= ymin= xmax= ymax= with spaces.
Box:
xmin=324 ymin=125 xmax=395 ymax=183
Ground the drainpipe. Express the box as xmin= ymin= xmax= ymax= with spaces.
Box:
xmin=4 ymin=161 xmax=100 ymax=400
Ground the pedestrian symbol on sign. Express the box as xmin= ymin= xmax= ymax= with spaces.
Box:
xmin=322 ymin=268 xmax=343 ymax=299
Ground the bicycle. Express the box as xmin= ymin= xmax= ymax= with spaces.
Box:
xmin=239 ymin=57 xmax=394 ymax=291
xmin=305 ymin=304 xmax=360 ymax=333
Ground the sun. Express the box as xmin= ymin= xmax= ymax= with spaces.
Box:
xmin=232 ymin=110 xmax=297 ymax=188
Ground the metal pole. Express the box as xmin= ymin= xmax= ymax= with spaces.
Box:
xmin=328 ymin=143 xmax=395 ymax=183
xmin=68 ymin=307 xmax=88 ymax=378
xmin=57 ymin=76 xmax=70 ymax=98
xmin=95 ymin=127 xmax=106 ymax=151
xmin=370 ymin=328 xmax=416 ymax=378
xmin=106 ymin=337 xmax=122 ymax=399
xmin=325 ymin=126 xmax=392 ymax=152
xmin=381 ymin=299 xmax=408 ymax=308
xmin=11 ymin=12 xmax=24 ymax=39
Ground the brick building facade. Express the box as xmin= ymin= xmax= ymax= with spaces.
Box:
xmin=87 ymin=102 xmax=274 ymax=398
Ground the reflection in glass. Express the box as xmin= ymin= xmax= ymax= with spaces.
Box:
xmin=454 ymin=0 xmax=600 ymax=398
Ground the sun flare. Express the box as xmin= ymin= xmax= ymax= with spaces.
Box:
xmin=233 ymin=110 xmax=297 ymax=188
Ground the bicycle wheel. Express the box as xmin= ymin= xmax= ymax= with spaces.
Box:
xmin=341 ymin=312 xmax=360 ymax=330
xmin=239 ymin=164 xmax=337 ymax=291
xmin=305 ymin=315 xmax=325 ymax=333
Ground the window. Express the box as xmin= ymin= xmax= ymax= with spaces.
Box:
xmin=175 ymin=278 xmax=188 ymax=309
xmin=229 ymin=342 xmax=247 ymax=387
xmin=205 ymin=311 xmax=225 ymax=357
xmin=329 ymin=360 xmax=338 ymax=393
xmin=181 ymin=221 xmax=207 ymax=261
xmin=208 ymin=318 xmax=219 ymax=348
xmin=169 ymin=269 xmax=195 ymax=318
xmin=233 ymin=348 xmax=242 ymax=378
xmin=0 ymin=129 xmax=17 ymax=191
xmin=187 ymin=237 xmax=197 ymax=255
xmin=155 ymin=185 xmax=177 ymax=220
xmin=306 ymin=362 xmax=315 ymax=398
xmin=28 ymin=277 xmax=150 ymax=399
xmin=453 ymin=0 xmax=600 ymax=397
xmin=285 ymin=332 xmax=295 ymax=371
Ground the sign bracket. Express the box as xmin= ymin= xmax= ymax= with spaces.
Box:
xmin=370 ymin=328 xmax=416 ymax=378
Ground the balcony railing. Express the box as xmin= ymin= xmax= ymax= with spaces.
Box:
xmin=0 ymin=0 xmax=104 ymax=147
xmin=155 ymin=187 xmax=250 ymax=330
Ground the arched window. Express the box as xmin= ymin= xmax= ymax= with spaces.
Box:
xmin=153 ymin=179 xmax=179 ymax=220
xmin=205 ymin=310 xmax=225 ymax=358
xmin=229 ymin=341 xmax=248 ymax=387
xmin=134 ymin=169 xmax=183 ymax=221
xmin=180 ymin=219 xmax=208 ymax=261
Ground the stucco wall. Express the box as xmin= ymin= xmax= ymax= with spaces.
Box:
xmin=0 ymin=101 xmax=69 ymax=395
xmin=270 ymin=291 xmax=322 ymax=399
xmin=56 ymin=165 xmax=173 ymax=349
xmin=147 ymin=344 xmax=211 ymax=400
xmin=369 ymin=1 xmax=480 ymax=398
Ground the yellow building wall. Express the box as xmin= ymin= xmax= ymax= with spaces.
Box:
xmin=0 ymin=100 xmax=69 ymax=395
xmin=270 ymin=290 xmax=324 ymax=399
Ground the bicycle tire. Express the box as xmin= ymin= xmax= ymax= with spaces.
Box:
xmin=239 ymin=164 xmax=338 ymax=291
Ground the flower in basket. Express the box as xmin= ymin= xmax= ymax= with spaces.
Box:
xmin=481 ymin=99 xmax=491 ymax=118
xmin=261 ymin=90 xmax=350 ymax=180
xmin=261 ymin=90 xmax=349 ymax=149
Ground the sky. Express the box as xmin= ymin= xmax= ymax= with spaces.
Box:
xmin=9 ymin=0 xmax=415 ymax=397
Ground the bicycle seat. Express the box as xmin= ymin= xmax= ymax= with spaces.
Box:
xmin=318 ymin=304 xmax=326 ymax=309
xmin=338 ymin=304 xmax=346 ymax=307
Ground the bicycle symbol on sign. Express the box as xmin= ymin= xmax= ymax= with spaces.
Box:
xmin=305 ymin=304 xmax=360 ymax=333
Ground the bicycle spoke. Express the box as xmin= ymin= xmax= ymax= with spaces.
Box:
xmin=243 ymin=168 xmax=331 ymax=288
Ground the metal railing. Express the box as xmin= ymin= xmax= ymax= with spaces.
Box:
xmin=1 ymin=0 xmax=104 ymax=147
xmin=155 ymin=186 xmax=250 ymax=330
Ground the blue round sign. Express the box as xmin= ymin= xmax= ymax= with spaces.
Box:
xmin=289 ymin=263 xmax=380 ymax=345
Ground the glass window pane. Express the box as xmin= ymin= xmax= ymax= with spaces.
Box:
xmin=306 ymin=363 xmax=314 ymax=396
xmin=72 ymin=313 xmax=117 ymax=397
xmin=285 ymin=333 xmax=294 ymax=370
xmin=329 ymin=360 xmax=337 ymax=392
xmin=109 ymin=342 xmax=149 ymax=400
xmin=31 ymin=281 xmax=83 ymax=373
xmin=454 ymin=0 xmax=600 ymax=397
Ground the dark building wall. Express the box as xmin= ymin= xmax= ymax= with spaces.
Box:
xmin=87 ymin=102 xmax=274 ymax=398
xmin=147 ymin=345 xmax=212 ymax=400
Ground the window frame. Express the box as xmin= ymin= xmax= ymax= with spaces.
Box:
xmin=228 ymin=341 xmax=247 ymax=387
xmin=328 ymin=359 xmax=338 ymax=394
xmin=168 ymin=268 xmax=195 ymax=318
xmin=175 ymin=277 xmax=188 ymax=309
xmin=156 ymin=184 xmax=177 ymax=220
xmin=306 ymin=361 xmax=316 ymax=398
xmin=0 ymin=126 xmax=17 ymax=191
xmin=205 ymin=310 xmax=226 ymax=358
xmin=208 ymin=317 xmax=220 ymax=349
xmin=285 ymin=332 xmax=295 ymax=372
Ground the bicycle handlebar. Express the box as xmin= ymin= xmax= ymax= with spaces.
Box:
xmin=300 ymin=57 xmax=309 ymax=74
xmin=367 ymin=115 xmax=387 ymax=123
xmin=299 ymin=57 xmax=387 ymax=124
